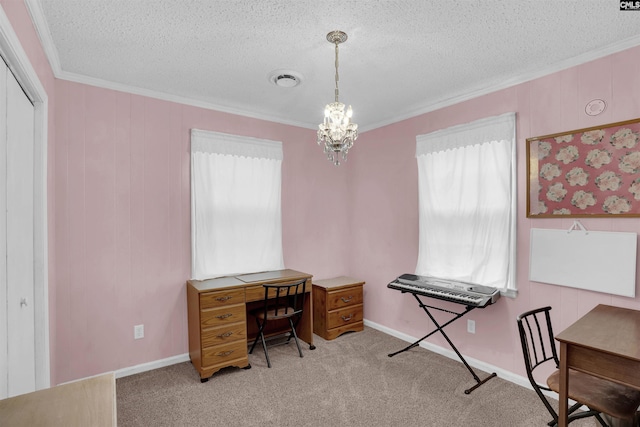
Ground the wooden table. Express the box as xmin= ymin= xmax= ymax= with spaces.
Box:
xmin=555 ymin=304 xmax=640 ymax=427
xmin=0 ymin=373 xmax=116 ymax=426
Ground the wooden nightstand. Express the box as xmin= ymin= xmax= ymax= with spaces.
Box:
xmin=312 ymin=276 xmax=364 ymax=340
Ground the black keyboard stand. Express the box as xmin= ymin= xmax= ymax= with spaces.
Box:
xmin=387 ymin=292 xmax=497 ymax=394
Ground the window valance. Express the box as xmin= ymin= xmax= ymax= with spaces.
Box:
xmin=416 ymin=112 xmax=515 ymax=156
xmin=191 ymin=129 xmax=283 ymax=160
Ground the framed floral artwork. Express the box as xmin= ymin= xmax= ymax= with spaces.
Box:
xmin=527 ymin=118 xmax=640 ymax=217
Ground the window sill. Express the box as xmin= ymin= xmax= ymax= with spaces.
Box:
xmin=501 ymin=288 xmax=518 ymax=299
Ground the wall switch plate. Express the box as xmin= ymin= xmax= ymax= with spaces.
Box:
xmin=467 ymin=320 xmax=476 ymax=334
xmin=134 ymin=324 xmax=144 ymax=339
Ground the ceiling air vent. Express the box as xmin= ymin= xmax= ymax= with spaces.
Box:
xmin=268 ymin=70 xmax=303 ymax=88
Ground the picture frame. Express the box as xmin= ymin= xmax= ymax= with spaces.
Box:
xmin=527 ymin=118 xmax=640 ymax=218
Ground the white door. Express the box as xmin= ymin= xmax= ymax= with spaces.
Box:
xmin=0 ymin=58 xmax=36 ymax=398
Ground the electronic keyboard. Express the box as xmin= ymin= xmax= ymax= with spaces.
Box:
xmin=387 ymin=273 xmax=500 ymax=308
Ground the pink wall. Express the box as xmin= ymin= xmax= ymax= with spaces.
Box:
xmin=6 ymin=0 xmax=640 ymax=385
xmin=1 ymin=0 xmax=57 ymax=384
xmin=351 ymin=46 xmax=640 ymax=379
xmin=52 ymin=81 xmax=351 ymax=383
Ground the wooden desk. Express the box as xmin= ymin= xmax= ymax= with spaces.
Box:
xmin=187 ymin=269 xmax=314 ymax=381
xmin=0 ymin=373 xmax=116 ymax=426
xmin=555 ymin=304 xmax=640 ymax=427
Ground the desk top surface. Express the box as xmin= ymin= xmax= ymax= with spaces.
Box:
xmin=556 ymin=304 xmax=640 ymax=361
xmin=188 ymin=269 xmax=312 ymax=292
xmin=0 ymin=373 xmax=116 ymax=427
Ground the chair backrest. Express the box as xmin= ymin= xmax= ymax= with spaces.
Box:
xmin=517 ymin=306 xmax=561 ymax=421
xmin=517 ymin=306 xmax=559 ymax=389
xmin=261 ymin=279 xmax=307 ymax=319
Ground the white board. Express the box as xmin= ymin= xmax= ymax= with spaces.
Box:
xmin=529 ymin=228 xmax=637 ymax=297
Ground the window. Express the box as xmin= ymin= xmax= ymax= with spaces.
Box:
xmin=415 ymin=113 xmax=516 ymax=293
xmin=190 ymin=130 xmax=284 ymax=280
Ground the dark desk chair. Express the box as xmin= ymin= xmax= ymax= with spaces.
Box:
xmin=517 ymin=306 xmax=640 ymax=427
xmin=249 ymin=279 xmax=307 ymax=368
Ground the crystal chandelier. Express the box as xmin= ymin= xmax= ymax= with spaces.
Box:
xmin=317 ymin=30 xmax=358 ymax=166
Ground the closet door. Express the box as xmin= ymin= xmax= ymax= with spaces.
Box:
xmin=0 ymin=59 xmax=36 ymax=398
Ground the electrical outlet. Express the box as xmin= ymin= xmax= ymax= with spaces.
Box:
xmin=467 ymin=319 xmax=476 ymax=334
xmin=134 ymin=324 xmax=144 ymax=340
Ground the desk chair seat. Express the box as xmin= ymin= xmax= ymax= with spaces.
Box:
xmin=517 ymin=306 xmax=640 ymax=427
xmin=249 ymin=279 xmax=307 ymax=368
xmin=546 ymin=370 xmax=640 ymax=421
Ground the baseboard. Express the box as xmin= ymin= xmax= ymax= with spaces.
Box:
xmin=363 ymin=319 xmax=535 ymax=393
xmin=114 ymin=353 xmax=190 ymax=379
xmin=114 ymin=321 xmax=532 ymax=387
xmin=90 ymin=320 xmax=550 ymax=401
xmin=363 ymin=319 xmax=585 ymax=406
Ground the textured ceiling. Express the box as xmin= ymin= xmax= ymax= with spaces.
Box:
xmin=26 ymin=0 xmax=640 ymax=131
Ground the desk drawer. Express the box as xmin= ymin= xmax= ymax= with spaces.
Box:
xmin=327 ymin=304 xmax=363 ymax=329
xmin=201 ymin=322 xmax=246 ymax=348
xmin=200 ymin=288 xmax=244 ymax=310
xmin=327 ymin=287 xmax=363 ymax=310
xmin=201 ymin=340 xmax=247 ymax=368
xmin=201 ymin=304 xmax=246 ymax=328
xmin=245 ymin=285 xmax=273 ymax=302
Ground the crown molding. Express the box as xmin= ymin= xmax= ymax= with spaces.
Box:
xmin=361 ymin=34 xmax=640 ymax=132
xmin=24 ymin=0 xmax=640 ymax=133
xmin=56 ymin=68 xmax=315 ymax=129
xmin=24 ymin=0 xmax=315 ymax=130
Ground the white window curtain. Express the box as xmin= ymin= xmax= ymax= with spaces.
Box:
xmin=415 ymin=112 xmax=516 ymax=292
xmin=191 ymin=129 xmax=284 ymax=280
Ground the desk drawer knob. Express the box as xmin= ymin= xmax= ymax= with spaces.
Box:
xmin=215 ymin=296 xmax=232 ymax=302
xmin=217 ymin=331 xmax=233 ymax=338
xmin=341 ymin=314 xmax=353 ymax=322
xmin=216 ymin=350 xmax=235 ymax=357
xmin=340 ymin=296 xmax=353 ymax=303
xmin=216 ymin=313 xmax=233 ymax=320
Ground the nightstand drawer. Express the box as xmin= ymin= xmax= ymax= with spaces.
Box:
xmin=201 ymin=303 xmax=246 ymax=328
xmin=327 ymin=287 xmax=363 ymax=310
xmin=327 ymin=304 xmax=363 ymax=329
xmin=200 ymin=288 xmax=244 ymax=310
xmin=201 ymin=322 xmax=247 ymax=348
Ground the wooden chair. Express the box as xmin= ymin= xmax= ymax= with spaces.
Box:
xmin=248 ymin=279 xmax=307 ymax=368
xmin=517 ymin=306 xmax=640 ymax=427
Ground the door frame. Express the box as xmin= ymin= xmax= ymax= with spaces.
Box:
xmin=0 ymin=5 xmax=49 ymax=390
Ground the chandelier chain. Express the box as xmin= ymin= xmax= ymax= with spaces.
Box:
xmin=334 ymin=42 xmax=340 ymax=103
